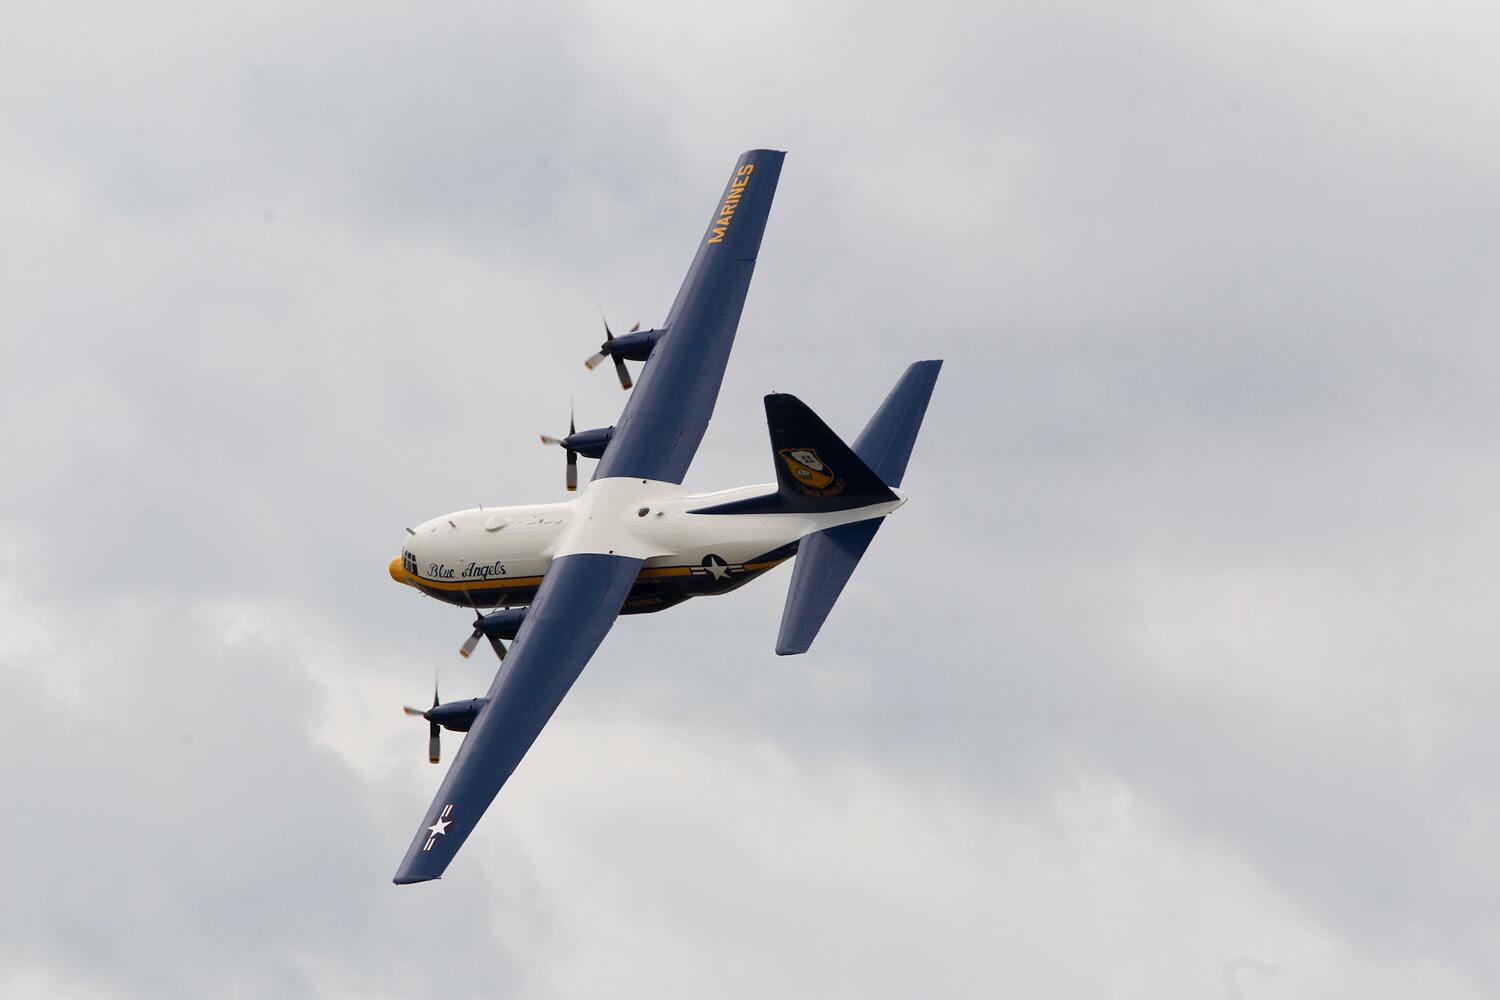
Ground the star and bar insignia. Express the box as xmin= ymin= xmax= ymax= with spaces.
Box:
xmin=691 ymin=553 xmax=743 ymax=581
xmin=423 ymin=803 xmax=455 ymax=851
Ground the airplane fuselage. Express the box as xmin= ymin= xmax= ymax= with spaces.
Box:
xmin=389 ymin=477 xmax=906 ymax=615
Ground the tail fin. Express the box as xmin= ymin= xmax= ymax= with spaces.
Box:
xmin=691 ymin=394 xmax=897 ymax=515
xmin=775 ymin=360 xmax=942 ymax=655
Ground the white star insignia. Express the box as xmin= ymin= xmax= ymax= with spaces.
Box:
xmin=422 ymin=804 xmax=455 ymax=851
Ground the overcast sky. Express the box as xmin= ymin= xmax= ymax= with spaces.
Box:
xmin=3 ymin=1 xmax=1499 ymax=997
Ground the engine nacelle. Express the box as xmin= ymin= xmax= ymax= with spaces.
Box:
xmin=564 ymin=426 xmax=614 ymax=460
xmin=477 ymin=607 xmax=528 ymax=640
xmin=428 ymin=697 xmax=489 ymax=733
xmin=609 ymin=327 xmax=665 ymax=361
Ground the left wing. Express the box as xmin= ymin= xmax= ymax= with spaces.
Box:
xmin=393 ymin=553 xmax=642 ymax=884
xmin=592 ymin=148 xmax=785 ymax=485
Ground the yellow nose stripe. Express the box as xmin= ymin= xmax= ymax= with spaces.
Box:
xmin=389 ymin=557 xmax=412 ymax=586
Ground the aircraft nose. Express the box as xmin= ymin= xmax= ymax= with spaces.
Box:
xmin=390 ymin=556 xmax=412 ymax=586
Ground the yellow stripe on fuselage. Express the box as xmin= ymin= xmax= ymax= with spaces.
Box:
xmin=638 ymin=566 xmax=693 ymax=579
xmin=409 ymin=574 xmax=546 ymax=592
xmin=391 ymin=555 xmax=791 ymax=593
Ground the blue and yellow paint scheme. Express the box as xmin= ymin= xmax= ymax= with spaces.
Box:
xmin=389 ymin=543 xmax=798 ymax=613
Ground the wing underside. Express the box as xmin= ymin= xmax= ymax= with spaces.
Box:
xmin=393 ymin=553 xmax=643 ymax=884
xmin=592 ymin=148 xmax=786 ymax=485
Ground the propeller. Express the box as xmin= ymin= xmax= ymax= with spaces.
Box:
xmin=403 ymin=672 xmax=443 ymax=764
xmin=458 ymin=593 xmax=507 ymax=662
xmin=540 ymin=401 xmax=580 ymax=491
xmin=584 ymin=318 xmax=637 ymax=390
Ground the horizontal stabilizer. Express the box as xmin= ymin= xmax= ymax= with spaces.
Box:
xmin=774 ymin=360 xmax=942 ymax=655
xmin=850 ymin=360 xmax=943 ymax=488
xmin=775 ymin=519 xmax=883 ymax=655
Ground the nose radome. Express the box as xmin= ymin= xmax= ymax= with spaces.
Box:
xmin=389 ymin=556 xmax=411 ymax=586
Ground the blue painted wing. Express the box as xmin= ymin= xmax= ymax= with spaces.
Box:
xmin=393 ymin=553 xmax=643 ymax=884
xmin=593 ymin=149 xmax=786 ymax=485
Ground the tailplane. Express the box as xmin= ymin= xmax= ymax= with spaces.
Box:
xmin=846 ymin=359 xmax=944 ymax=488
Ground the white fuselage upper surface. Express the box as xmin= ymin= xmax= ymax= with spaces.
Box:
xmin=396 ymin=477 xmax=905 ymax=601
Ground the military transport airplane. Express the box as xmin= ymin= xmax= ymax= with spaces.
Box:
xmin=387 ymin=149 xmax=941 ymax=884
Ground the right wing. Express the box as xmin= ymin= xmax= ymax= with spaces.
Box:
xmin=592 ymin=148 xmax=786 ymax=485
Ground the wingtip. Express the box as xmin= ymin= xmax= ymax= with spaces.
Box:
xmin=393 ymin=872 xmax=440 ymax=886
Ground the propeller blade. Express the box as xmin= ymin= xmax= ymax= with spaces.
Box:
xmin=588 ymin=317 xmax=618 ymax=372
xmin=612 ymin=353 xmax=633 ymax=390
xmin=540 ymin=434 xmax=566 ymax=447
xmin=406 ymin=671 xmax=443 ymax=763
xmin=566 ymin=448 xmax=578 ymax=491
xmin=463 ymin=604 xmax=507 ymax=662
xmin=629 ymin=322 xmax=641 ymax=333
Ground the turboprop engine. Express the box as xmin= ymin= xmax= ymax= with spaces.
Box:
xmin=584 ymin=318 xmax=666 ymax=389
xmin=540 ymin=405 xmax=615 ymax=491
xmin=403 ymin=677 xmax=490 ymax=763
xmin=459 ymin=607 xmax=529 ymax=660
